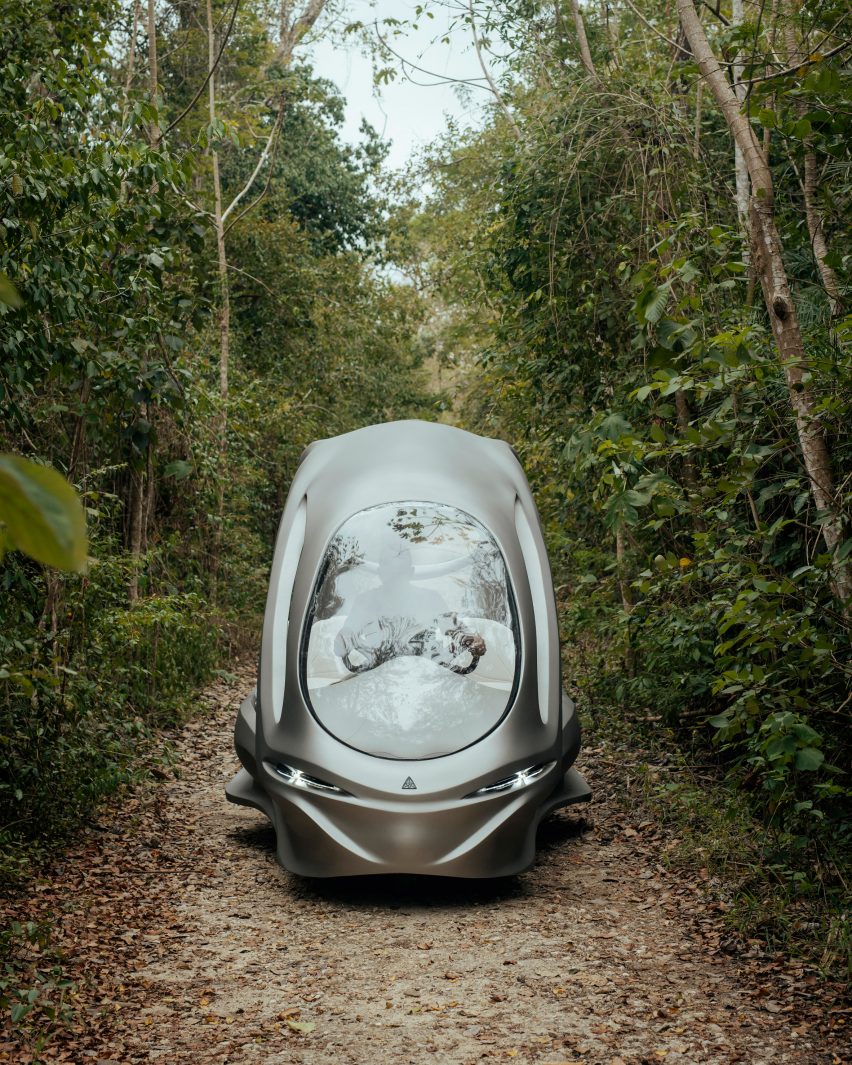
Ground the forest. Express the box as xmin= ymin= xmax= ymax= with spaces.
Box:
xmin=0 ymin=0 xmax=850 ymax=1056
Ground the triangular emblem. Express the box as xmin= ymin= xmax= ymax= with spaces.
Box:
xmin=402 ymin=776 xmax=417 ymax=790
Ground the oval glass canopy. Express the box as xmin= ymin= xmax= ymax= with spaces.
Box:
xmin=301 ymin=501 xmax=519 ymax=759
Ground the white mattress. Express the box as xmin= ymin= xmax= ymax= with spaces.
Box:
xmin=308 ymin=652 xmax=513 ymax=758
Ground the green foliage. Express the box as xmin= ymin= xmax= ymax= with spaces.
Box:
xmin=420 ymin=0 xmax=850 ymax=967
xmin=217 ymin=217 xmax=433 ymax=618
xmin=0 ymin=920 xmax=74 ymax=1051
xmin=628 ymin=757 xmax=850 ymax=971
xmin=0 ymin=0 xmax=203 ymax=436
xmin=0 ymin=537 xmax=218 ymax=864
xmin=0 ymin=0 xmax=212 ymax=867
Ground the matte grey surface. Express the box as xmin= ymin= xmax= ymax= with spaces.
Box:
xmin=226 ymin=419 xmax=590 ymax=877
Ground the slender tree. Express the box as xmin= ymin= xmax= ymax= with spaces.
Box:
xmin=206 ymin=0 xmax=230 ymax=602
xmin=783 ymin=6 xmax=842 ymax=315
xmin=128 ymin=0 xmax=161 ymax=601
xmin=568 ymin=0 xmax=600 ymax=81
xmin=124 ymin=0 xmax=141 ymax=101
xmin=675 ymin=0 xmax=848 ymax=604
xmin=731 ymin=0 xmax=750 ymax=251
xmin=206 ymin=0 xmax=329 ymax=597
xmin=147 ymin=0 xmax=160 ymax=148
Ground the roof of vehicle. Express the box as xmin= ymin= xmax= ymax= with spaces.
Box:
xmin=292 ymin=420 xmax=528 ymax=533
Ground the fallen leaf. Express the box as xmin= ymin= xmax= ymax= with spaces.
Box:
xmin=286 ymin=1019 xmax=315 ymax=1034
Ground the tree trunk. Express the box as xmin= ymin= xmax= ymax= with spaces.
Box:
xmin=693 ymin=79 xmax=702 ymax=158
xmin=802 ymin=151 xmax=841 ymax=315
xmin=206 ymin=0 xmax=230 ymax=603
xmin=146 ymin=0 xmax=159 ymax=148
xmin=127 ymin=0 xmax=159 ymax=601
xmin=616 ymin=526 xmax=634 ymax=673
xmin=783 ymin=12 xmax=842 ymax=315
xmin=68 ymin=379 xmax=91 ymax=484
xmin=731 ymin=0 xmax=750 ymax=255
xmin=275 ymin=0 xmax=328 ymax=65
xmin=124 ymin=0 xmax=141 ymax=101
xmin=469 ymin=0 xmax=522 ymax=138
xmin=674 ymin=388 xmax=705 ymax=534
xmin=143 ymin=405 xmax=155 ymax=552
xmin=676 ymin=0 xmax=848 ymax=606
xmin=200 ymin=1 xmax=328 ymax=601
xmin=568 ymin=0 xmax=599 ymax=80
xmin=128 ymin=465 xmax=145 ymax=602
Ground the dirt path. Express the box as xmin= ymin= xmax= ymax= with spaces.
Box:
xmin=3 ymin=667 xmax=847 ymax=1064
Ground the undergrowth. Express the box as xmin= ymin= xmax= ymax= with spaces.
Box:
xmin=563 ymin=610 xmax=852 ymax=980
xmin=0 ymin=920 xmax=74 ymax=1057
xmin=0 ymin=540 xmax=221 ymax=885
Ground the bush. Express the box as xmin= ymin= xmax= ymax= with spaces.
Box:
xmin=0 ymin=545 xmax=219 ymax=871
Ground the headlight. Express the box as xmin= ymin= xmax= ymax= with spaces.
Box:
xmin=273 ymin=763 xmax=350 ymax=796
xmin=467 ymin=762 xmax=553 ymax=797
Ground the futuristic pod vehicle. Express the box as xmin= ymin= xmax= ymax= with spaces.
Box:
xmin=226 ymin=420 xmax=590 ymax=877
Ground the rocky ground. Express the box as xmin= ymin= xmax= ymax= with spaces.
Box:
xmin=2 ymin=666 xmax=848 ymax=1064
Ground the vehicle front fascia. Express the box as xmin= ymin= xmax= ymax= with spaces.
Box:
xmin=229 ymin=688 xmax=586 ymax=878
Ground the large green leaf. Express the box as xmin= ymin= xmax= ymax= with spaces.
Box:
xmin=598 ymin=412 xmax=632 ymax=441
xmin=636 ymin=283 xmax=669 ymax=324
xmin=163 ymin=459 xmax=193 ymax=480
xmin=795 ymin=748 xmax=824 ymax=772
xmin=0 ymin=455 xmax=88 ymax=571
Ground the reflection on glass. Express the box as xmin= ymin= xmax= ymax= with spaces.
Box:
xmin=302 ymin=502 xmax=518 ymax=758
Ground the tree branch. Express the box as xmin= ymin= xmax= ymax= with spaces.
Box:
xmin=468 ymin=1 xmax=522 ymax=138
xmin=164 ymin=0 xmax=241 ymax=136
xmin=746 ymin=39 xmax=851 ymax=86
xmin=221 ymin=100 xmax=285 ymax=224
xmin=620 ymin=0 xmax=690 ymax=54
xmin=373 ymin=23 xmax=492 ymax=89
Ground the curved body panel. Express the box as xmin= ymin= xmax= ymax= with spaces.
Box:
xmin=226 ymin=420 xmax=590 ymax=877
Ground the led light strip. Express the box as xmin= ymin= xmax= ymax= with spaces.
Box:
xmin=273 ymin=763 xmax=350 ymax=796
xmin=468 ymin=762 xmax=554 ymax=797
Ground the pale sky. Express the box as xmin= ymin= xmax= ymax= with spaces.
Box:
xmin=306 ymin=0 xmax=492 ymax=172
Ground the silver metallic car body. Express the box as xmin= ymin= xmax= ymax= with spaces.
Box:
xmin=226 ymin=420 xmax=590 ymax=877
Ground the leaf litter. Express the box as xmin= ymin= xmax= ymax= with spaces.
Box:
xmin=1 ymin=664 xmax=848 ymax=1063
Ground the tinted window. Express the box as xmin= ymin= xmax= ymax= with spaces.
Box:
xmin=302 ymin=502 xmax=518 ymax=758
